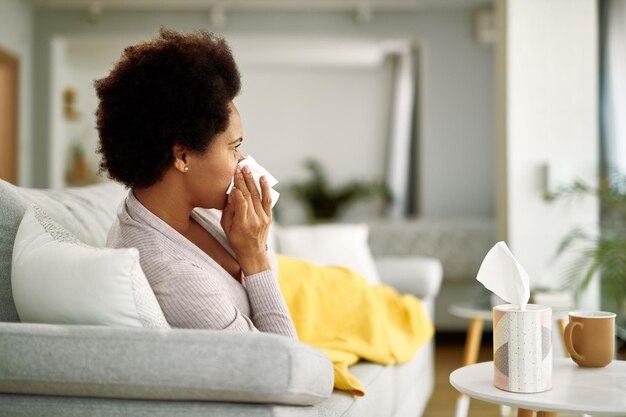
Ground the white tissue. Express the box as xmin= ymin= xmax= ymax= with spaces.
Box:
xmin=226 ymin=155 xmax=280 ymax=208
xmin=476 ymin=241 xmax=530 ymax=310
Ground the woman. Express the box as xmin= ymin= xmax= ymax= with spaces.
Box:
xmin=96 ymin=28 xmax=297 ymax=338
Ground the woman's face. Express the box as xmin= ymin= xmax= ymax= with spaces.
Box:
xmin=186 ymin=102 xmax=245 ymax=209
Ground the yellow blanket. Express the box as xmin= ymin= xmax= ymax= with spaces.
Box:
xmin=277 ymin=255 xmax=434 ymax=396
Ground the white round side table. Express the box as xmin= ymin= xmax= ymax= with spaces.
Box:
xmin=450 ymin=359 xmax=626 ymax=417
xmin=449 ymin=301 xmax=571 ymax=417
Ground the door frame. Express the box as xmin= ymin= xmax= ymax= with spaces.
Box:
xmin=0 ymin=47 xmax=19 ymax=184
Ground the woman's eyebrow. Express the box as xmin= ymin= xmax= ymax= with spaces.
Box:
xmin=228 ymin=137 xmax=243 ymax=145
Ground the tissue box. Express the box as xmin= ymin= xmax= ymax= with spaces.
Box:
xmin=493 ymin=304 xmax=552 ymax=393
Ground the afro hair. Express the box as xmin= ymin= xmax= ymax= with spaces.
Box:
xmin=95 ymin=28 xmax=241 ymax=188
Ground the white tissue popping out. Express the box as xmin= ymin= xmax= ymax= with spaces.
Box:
xmin=477 ymin=241 xmax=552 ymax=394
xmin=477 ymin=241 xmax=530 ymax=310
xmin=226 ymin=155 xmax=280 ymax=209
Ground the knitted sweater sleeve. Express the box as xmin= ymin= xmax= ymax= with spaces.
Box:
xmin=142 ymin=258 xmax=297 ymax=339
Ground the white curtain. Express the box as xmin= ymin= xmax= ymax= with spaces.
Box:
xmin=603 ymin=0 xmax=626 ymax=176
xmin=385 ymin=43 xmax=415 ymax=219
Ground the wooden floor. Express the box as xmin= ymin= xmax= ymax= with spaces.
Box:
xmin=424 ymin=332 xmax=501 ymax=417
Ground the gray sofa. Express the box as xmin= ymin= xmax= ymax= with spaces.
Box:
xmin=0 ymin=179 xmax=442 ymax=417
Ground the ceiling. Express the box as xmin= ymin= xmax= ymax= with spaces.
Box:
xmin=33 ymin=0 xmax=493 ymax=13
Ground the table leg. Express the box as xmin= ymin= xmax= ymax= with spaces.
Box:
xmin=454 ymin=395 xmax=470 ymax=417
xmin=557 ymin=319 xmax=570 ymax=358
xmin=455 ymin=318 xmax=484 ymax=417
xmin=463 ymin=318 xmax=484 ymax=365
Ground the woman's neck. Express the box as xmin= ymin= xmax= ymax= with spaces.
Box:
xmin=133 ymin=176 xmax=193 ymax=236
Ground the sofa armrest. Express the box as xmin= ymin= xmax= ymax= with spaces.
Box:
xmin=374 ymin=256 xmax=443 ymax=300
xmin=0 ymin=322 xmax=333 ymax=406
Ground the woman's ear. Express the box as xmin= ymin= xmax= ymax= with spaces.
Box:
xmin=172 ymin=144 xmax=189 ymax=173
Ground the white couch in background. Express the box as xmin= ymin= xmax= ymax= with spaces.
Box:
xmin=367 ymin=218 xmax=497 ymax=331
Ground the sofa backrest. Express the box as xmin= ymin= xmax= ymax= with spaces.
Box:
xmin=0 ymin=179 xmax=127 ymax=322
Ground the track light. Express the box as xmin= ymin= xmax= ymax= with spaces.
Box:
xmin=86 ymin=1 xmax=102 ymax=24
xmin=210 ymin=5 xmax=226 ymax=27
xmin=354 ymin=3 xmax=373 ymax=25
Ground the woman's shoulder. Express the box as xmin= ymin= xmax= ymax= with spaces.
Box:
xmin=107 ymin=192 xmax=185 ymax=259
xmin=109 ymin=215 xmax=212 ymax=285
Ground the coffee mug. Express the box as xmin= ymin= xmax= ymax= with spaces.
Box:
xmin=564 ymin=311 xmax=616 ymax=368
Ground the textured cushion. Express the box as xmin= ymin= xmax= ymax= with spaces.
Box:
xmin=11 ymin=205 xmax=169 ymax=328
xmin=18 ymin=182 xmax=127 ymax=247
xmin=0 ymin=180 xmax=27 ymax=322
xmin=276 ymin=223 xmax=381 ymax=285
xmin=368 ymin=218 xmax=497 ymax=283
xmin=0 ymin=179 xmax=127 ymax=322
xmin=0 ymin=322 xmax=334 ymax=405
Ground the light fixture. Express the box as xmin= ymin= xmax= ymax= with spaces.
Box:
xmin=354 ymin=3 xmax=373 ymax=25
xmin=86 ymin=1 xmax=102 ymax=24
xmin=473 ymin=8 xmax=496 ymax=46
xmin=210 ymin=5 xmax=226 ymax=27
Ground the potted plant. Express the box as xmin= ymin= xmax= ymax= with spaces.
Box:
xmin=546 ymin=176 xmax=626 ymax=316
xmin=288 ymin=159 xmax=391 ymax=221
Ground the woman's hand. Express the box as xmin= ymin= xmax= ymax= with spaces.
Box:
xmin=221 ymin=165 xmax=273 ymax=276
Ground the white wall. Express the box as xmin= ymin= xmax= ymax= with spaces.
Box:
xmin=235 ymin=49 xmax=395 ymax=223
xmin=33 ymin=9 xmax=495 ymax=220
xmin=235 ymin=59 xmax=392 ymax=187
xmin=497 ymin=0 xmax=599 ymax=302
xmin=60 ymin=35 xmax=396 ymax=222
xmin=0 ymin=0 xmax=33 ymax=186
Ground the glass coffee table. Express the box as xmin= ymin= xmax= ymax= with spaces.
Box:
xmin=450 ymin=359 xmax=626 ymax=417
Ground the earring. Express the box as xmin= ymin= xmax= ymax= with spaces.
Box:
xmin=184 ymin=165 xmax=189 ymax=172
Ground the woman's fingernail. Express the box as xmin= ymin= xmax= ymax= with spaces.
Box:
xmin=243 ymin=165 xmax=251 ymax=174
xmin=260 ymin=176 xmax=266 ymax=183
xmin=236 ymin=166 xmax=242 ymax=173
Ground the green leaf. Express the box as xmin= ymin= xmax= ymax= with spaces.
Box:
xmin=548 ymin=174 xmax=626 ymax=310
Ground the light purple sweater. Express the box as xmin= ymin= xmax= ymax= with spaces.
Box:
xmin=107 ymin=191 xmax=297 ymax=338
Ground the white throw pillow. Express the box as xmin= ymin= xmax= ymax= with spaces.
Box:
xmin=11 ymin=205 xmax=169 ymax=328
xmin=276 ymin=223 xmax=381 ymax=285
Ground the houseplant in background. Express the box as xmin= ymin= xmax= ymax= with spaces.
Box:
xmin=545 ymin=176 xmax=626 ymax=317
xmin=288 ymin=159 xmax=391 ymax=222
